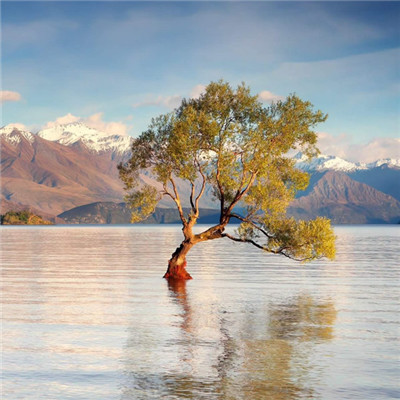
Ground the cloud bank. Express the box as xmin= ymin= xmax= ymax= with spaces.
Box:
xmin=318 ymin=132 xmax=400 ymax=163
xmin=0 ymin=90 xmax=22 ymax=103
xmin=43 ymin=112 xmax=130 ymax=136
xmin=3 ymin=122 xmax=28 ymax=131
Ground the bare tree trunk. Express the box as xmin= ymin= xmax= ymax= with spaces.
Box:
xmin=163 ymin=221 xmax=226 ymax=279
xmin=163 ymin=240 xmax=194 ymax=280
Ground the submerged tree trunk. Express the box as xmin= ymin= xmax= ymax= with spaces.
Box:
xmin=163 ymin=222 xmax=226 ymax=280
xmin=163 ymin=240 xmax=194 ymax=280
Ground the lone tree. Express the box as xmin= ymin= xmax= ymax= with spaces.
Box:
xmin=119 ymin=81 xmax=335 ymax=279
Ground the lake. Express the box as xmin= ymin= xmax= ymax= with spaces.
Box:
xmin=1 ymin=225 xmax=399 ymax=399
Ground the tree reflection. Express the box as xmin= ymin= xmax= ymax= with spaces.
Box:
xmin=121 ymin=283 xmax=337 ymax=400
xmin=239 ymin=295 xmax=337 ymax=399
xmin=268 ymin=294 xmax=337 ymax=341
xmin=167 ymin=279 xmax=193 ymax=334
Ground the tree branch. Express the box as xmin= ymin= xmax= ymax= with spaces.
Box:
xmin=169 ymin=175 xmax=187 ymax=225
xmin=229 ymin=213 xmax=273 ymax=239
xmin=222 ymin=233 xmax=317 ymax=262
xmin=194 ymin=158 xmax=207 ymax=217
xmin=189 ymin=182 xmax=196 ymax=212
xmin=162 ymin=183 xmax=175 ymax=200
xmin=236 ymin=152 xmax=247 ymax=194
xmin=215 ymin=156 xmax=225 ymax=222
xmin=225 ymin=170 xmax=257 ymax=216
xmin=194 ymin=223 xmax=225 ymax=243
xmin=240 ymin=170 xmax=257 ymax=198
xmin=222 ymin=232 xmax=267 ymax=250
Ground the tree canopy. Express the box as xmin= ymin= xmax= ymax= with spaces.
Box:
xmin=119 ymin=80 xmax=335 ymax=278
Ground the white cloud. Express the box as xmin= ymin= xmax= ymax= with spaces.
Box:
xmin=3 ymin=122 xmax=28 ymax=131
xmin=190 ymin=84 xmax=206 ymax=99
xmin=43 ymin=113 xmax=80 ymax=128
xmin=84 ymin=112 xmax=129 ymax=136
xmin=317 ymin=132 xmax=400 ymax=163
xmin=0 ymin=90 xmax=22 ymax=103
xmin=258 ymin=90 xmax=284 ymax=104
xmin=348 ymin=137 xmax=400 ymax=163
xmin=317 ymin=132 xmax=350 ymax=159
xmin=43 ymin=112 xmax=130 ymax=136
xmin=133 ymin=94 xmax=182 ymax=110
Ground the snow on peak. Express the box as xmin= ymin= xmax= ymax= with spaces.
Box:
xmin=0 ymin=124 xmax=35 ymax=144
xmin=294 ymin=152 xmax=367 ymax=172
xmin=367 ymin=158 xmax=400 ymax=169
xmin=37 ymin=122 xmax=133 ymax=154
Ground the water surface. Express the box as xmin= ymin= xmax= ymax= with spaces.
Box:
xmin=1 ymin=225 xmax=399 ymax=399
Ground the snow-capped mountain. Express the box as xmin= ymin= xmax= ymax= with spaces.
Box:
xmin=294 ymin=152 xmax=400 ymax=172
xmin=2 ymin=123 xmax=400 ymax=223
xmin=37 ymin=122 xmax=133 ymax=155
xmin=1 ymin=124 xmax=128 ymax=215
xmin=0 ymin=124 xmax=35 ymax=144
xmin=367 ymin=158 xmax=400 ymax=169
xmin=2 ymin=123 xmax=398 ymax=171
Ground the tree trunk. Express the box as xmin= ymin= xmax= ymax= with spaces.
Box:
xmin=163 ymin=240 xmax=193 ymax=280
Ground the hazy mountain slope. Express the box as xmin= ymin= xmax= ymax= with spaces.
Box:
xmin=289 ymin=171 xmax=400 ymax=223
xmin=59 ymin=202 xmax=222 ymax=224
xmin=1 ymin=128 xmax=126 ymax=214
xmin=2 ymin=123 xmax=399 ymax=224
xmin=349 ymin=165 xmax=400 ymax=202
xmin=0 ymin=198 xmax=65 ymax=223
xmin=0 ymin=129 xmax=218 ymax=216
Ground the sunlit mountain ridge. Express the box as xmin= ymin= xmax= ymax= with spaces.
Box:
xmin=1 ymin=124 xmax=399 ymax=224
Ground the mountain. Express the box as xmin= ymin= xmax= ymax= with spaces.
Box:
xmin=58 ymin=170 xmax=400 ymax=225
xmin=289 ymin=171 xmax=400 ymax=224
xmin=348 ymin=164 xmax=400 ymax=202
xmin=35 ymin=122 xmax=218 ymax=208
xmin=0 ymin=198 xmax=65 ymax=224
xmin=294 ymin=152 xmax=400 ymax=203
xmin=294 ymin=152 xmax=400 ymax=172
xmin=294 ymin=152 xmax=364 ymax=172
xmin=37 ymin=122 xmax=133 ymax=157
xmin=0 ymin=124 xmax=216 ymax=216
xmin=59 ymin=202 xmax=222 ymax=225
xmin=1 ymin=126 xmax=128 ymax=215
xmin=1 ymin=123 xmax=399 ymax=224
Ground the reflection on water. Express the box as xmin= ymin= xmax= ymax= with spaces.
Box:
xmin=1 ymin=225 xmax=399 ymax=399
xmin=144 ymin=281 xmax=336 ymax=400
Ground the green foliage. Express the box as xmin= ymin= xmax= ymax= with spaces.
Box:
xmin=239 ymin=216 xmax=336 ymax=261
xmin=124 ymin=185 xmax=159 ymax=223
xmin=6 ymin=210 xmax=30 ymax=222
xmin=1 ymin=210 xmax=52 ymax=225
xmin=119 ymin=80 xmax=335 ymax=261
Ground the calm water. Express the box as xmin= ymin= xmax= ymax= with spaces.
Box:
xmin=1 ymin=225 xmax=399 ymax=400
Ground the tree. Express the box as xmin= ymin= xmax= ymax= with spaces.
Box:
xmin=0 ymin=210 xmax=52 ymax=225
xmin=119 ymin=80 xmax=335 ymax=279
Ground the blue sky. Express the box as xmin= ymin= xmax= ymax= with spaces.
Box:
xmin=1 ymin=1 xmax=399 ymax=162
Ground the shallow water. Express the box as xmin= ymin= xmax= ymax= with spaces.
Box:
xmin=1 ymin=225 xmax=399 ymax=399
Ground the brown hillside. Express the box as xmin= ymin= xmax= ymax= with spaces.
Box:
xmin=1 ymin=130 xmax=126 ymax=215
xmin=289 ymin=171 xmax=400 ymax=223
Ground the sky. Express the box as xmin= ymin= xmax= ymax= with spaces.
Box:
xmin=1 ymin=1 xmax=399 ymax=162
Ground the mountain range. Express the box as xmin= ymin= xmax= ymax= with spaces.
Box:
xmin=1 ymin=123 xmax=399 ymax=224
xmin=1 ymin=124 xmax=127 ymax=215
